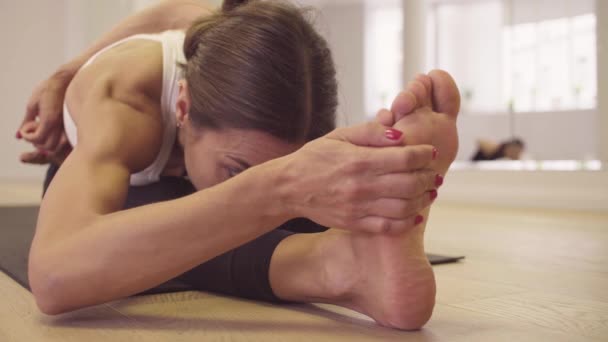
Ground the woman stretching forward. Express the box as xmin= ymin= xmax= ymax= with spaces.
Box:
xmin=19 ymin=0 xmax=460 ymax=329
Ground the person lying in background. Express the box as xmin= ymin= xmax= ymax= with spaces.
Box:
xmin=472 ymin=138 xmax=525 ymax=161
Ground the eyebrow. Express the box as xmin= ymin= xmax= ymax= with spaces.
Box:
xmin=226 ymin=155 xmax=252 ymax=170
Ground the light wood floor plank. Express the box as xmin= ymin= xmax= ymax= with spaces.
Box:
xmin=434 ymin=273 xmax=526 ymax=305
xmin=450 ymin=291 xmax=608 ymax=339
xmin=426 ymin=304 xmax=605 ymax=342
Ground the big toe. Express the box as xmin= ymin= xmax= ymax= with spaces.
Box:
xmin=428 ymin=69 xmax=461 ymax=119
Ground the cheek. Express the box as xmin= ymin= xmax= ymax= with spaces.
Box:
xmin=183 ymin=149 xmax=218 ymax=190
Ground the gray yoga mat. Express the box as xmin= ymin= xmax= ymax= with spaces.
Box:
xmin=0 ymin=206 xmax=464 ymax=293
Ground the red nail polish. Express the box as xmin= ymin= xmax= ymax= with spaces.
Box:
xmin=385 ymin=128 xmax=403 ymax=141
xmin=415 ymin=215 xmax=424 ymax=225
xmin=432 ymin=148 xmax=438 ymax=160
xmin=16 ymin=131 xmax=22 ymax=139
xmin=435 ymin=174 xmax=444 ymax=187
xmin=430 ymin=190 xmax=438 ymax=201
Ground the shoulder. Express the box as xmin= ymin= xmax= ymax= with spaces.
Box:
xmin=68 ymin=39 xmax=164 ymax=111
xmin=65 ymin=40 xmax=167 ymax=173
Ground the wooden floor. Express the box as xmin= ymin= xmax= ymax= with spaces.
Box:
xmin=1 ymin=203 xmax=607 ymax=341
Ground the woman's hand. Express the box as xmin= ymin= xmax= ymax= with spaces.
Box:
xmin=18 ymin=121 xmax=72 ymax=165
xmin=276 ymin=122 xmax=441 ymax=234
xmin=17 ymin=64 xmax=77 ymax=163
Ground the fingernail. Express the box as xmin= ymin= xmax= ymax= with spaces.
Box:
xmin=430 ymin=190 xmax=438 ymax=201
xmin=435 ymin=174 xmax=444 ymax=187
xmin=385 ymin=128 xmax=403 ymax=141
xmin=432 ymin=148 xmax=438 ymax=160
xmin=16 ymin=131 xmax=22 ymax=139
xmin=415 ymin=215 xmax=424 ymax=225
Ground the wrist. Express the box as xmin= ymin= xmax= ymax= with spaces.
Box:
xmin=56 ymin=58 xmax=85 ymax=79
xmin=252 ymin=155 xmax=299 ymax=223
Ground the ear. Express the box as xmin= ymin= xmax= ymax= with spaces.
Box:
xmin=176 ymin=80 xmax=192 ymax=127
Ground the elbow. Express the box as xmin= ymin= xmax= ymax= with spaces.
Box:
xmin=29 ymin=258 xmax=75 ymax=315
xmin=34 ymin=294 xmax=70 ymax=316
xmin=30 ymin=278 xmax=70 ymax=315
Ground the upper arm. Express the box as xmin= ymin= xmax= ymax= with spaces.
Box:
xmin=33 ymin=93 xmax=162 ymax=245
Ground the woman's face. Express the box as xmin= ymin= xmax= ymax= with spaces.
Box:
xmin=179 ymin=126 xmax=301 ymax=190
xmin=175 ymin=80 xmax=301 ymax=189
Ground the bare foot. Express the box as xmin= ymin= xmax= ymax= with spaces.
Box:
xmin=319 ymin=70 xmax=460 ymax=329
xmin=390 ymin=70 xmax=460 ymax=173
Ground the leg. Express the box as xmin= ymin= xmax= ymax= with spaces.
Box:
xmin=268 ymin=70 xmax=460 ymax=329
xmin=123 ymin=178 xmax=327 ymax=301
xmin=42 ymin=167 xmax=325 ymax=302
xmin=177 ymin=229 xmax=293 ymax=302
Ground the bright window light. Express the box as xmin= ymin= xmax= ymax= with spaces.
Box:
xmin=504 ymin=14 xmax=597 ymax=112
xmin=431 ymin=0 xmax=597 ymax=114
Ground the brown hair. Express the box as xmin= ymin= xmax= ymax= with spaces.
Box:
xmin=181 ymin=0 xmax=337 ymax=143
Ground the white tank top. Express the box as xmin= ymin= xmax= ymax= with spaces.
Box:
xmin=63 ymin=30 xmax=186 ymax=186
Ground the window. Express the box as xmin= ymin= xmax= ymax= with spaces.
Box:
xmin=504 ymin=14 xmax=597 ymax=112
xmin=430 ymin=0 xmax=597 ymax=114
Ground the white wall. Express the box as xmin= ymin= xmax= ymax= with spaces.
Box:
xmin=0 ymin=0 xmax=68 ymax=181
xmin=64 ymin=0 xmax=133 ymax=60
xmin=313 ymin=1 xmax=366 ymax=127
xmin=0 ymin=1 xmax=137 ymax=183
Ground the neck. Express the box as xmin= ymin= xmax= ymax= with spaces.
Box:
xmin=161 ymin=130 xmax=187 ymax=177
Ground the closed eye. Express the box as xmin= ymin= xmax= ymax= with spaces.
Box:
xmin=227 ymin=167 xmax=242 ymax=178
xmin=225 ymin=155 xmax=251 ymax=178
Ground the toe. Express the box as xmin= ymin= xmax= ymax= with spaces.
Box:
xmin=407 ymin=80 xmax=431 ymax=109
xmin=390 ymin=91 xmax=417 ymax=122
xmin=415 ymin=74 xmax=433 ymax=107
xmin=375 ymin=108 xmax=395 ymax=127
xmin=428 ymin=69 xmax=461 ymax=119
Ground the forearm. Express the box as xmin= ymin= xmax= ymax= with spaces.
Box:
xmin=32 ymin=160 xmax=291 ymax=314
xmin=62 ymin=0 xmax=213 ymax=74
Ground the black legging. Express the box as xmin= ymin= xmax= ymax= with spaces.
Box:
xmin=43 ymin=163 xmax=327 ymax=302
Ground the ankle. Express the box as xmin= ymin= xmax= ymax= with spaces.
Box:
xmin=315 ymin=230 xmax=361 ymax=302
